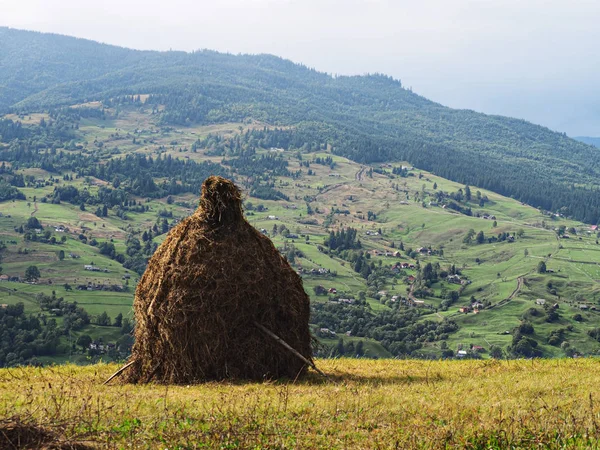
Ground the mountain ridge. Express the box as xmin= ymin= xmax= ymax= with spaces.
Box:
xmin=1 ymin=26 xmax=599 ymax=223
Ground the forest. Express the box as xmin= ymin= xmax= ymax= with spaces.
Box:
xmin=1 ymin=27 xmax=599 ymax=223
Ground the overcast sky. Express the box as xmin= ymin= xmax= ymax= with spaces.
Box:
xmin=2 ymin=0 xmax=599 ymax=136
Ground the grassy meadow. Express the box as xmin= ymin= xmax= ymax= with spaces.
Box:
xmin=2 ymin=359 xmax=600 ymax=449
xmin=2 ymin=106 xmax=600 ymax=361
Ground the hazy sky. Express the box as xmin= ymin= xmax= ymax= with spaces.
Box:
xmin=2 ymin=0 xmax=599 ymax=136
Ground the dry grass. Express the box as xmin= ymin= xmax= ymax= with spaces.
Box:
xmin=2 ymin=359 xmax=600 ymax=449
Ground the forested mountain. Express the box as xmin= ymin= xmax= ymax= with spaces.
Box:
xmin=574 ymin=136 xmax=600 ymax=148
xmin=1 ymin=27 xmax=599 ymax=223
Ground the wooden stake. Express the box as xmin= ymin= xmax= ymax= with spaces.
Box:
xmin=102 ymin=360 xmax=136 ymax=385
xmin=254 ymin=321 xmax=330 ymax=381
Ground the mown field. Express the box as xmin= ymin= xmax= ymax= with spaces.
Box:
xmin=2 ymin=359 xmax=600 ymax=449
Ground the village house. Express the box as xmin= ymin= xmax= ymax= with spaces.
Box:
xmin=319 ymin=328 xmax=336 ymax=337
xmin=0 ymin=275 xmax=9 ymax=282
xmin=459 ymin=306 xmax=472 ymax=313
xmin=328 ymin=288 xmax=337 ymax=294
xmin=89 ymin=341 xmax=116 ymax=353
xmin=447 ymin=274 xmax=462 ymax=284
xmin=536 ymin=299 xmax=546 ymax=305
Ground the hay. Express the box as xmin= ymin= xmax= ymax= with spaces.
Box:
xmin=124 ymin=176 xmax=313 ymax=383
xmin=0 ymin=416 xmax=91 ymax=449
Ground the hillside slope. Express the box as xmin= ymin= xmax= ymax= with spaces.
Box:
xmin=575 ymin=136 xmax=600 ymax=148
xmin=1 ymin=27 xmax=599 ymax=223
xmin=1 ymin=105 xmax=600 ymax=365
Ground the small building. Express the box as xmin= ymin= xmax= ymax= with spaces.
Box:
xmin=456 ymin=350 xmax=468 ymax=358
xmin=319 ymin=328 xmax=336 ymax=337
xmin=447 ymin=274 xmax=462 ymax=284
xmin=536 ymin=299 xmax=546 ymax=305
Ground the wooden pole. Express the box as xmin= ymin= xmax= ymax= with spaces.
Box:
xmin=254 ymin=321 xmax=330 ymax=381
xmin=102 ymin=360 xmax=136 ymax=385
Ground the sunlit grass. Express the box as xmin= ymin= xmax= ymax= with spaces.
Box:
xmin=2 ymin=359 xmax=600 ymax=448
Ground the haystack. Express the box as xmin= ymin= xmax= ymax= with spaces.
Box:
xmin=124 ymin=176 xmax=313 ymax=383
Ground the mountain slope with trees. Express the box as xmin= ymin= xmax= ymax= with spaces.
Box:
xmin=1 ymin=26 xmax=599 ymax=223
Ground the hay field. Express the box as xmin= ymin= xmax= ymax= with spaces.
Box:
xmin=2 ymin=359 xmax=600 ymax=449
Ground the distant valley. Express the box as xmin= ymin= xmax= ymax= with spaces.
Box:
xmin=0 ymin=28 xmax=600 ymax=367
xmin=574 ymin=136 xmax=600 ymax=148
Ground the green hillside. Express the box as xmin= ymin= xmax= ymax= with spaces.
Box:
xmin=1 ymin=27 xmax=600 ymax=223
xmin=1 ymin=102 xmax=600 ymax=365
